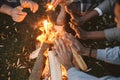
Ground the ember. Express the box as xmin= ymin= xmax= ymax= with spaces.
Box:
xmin=46 ymin=3 xmax=55 ymax=11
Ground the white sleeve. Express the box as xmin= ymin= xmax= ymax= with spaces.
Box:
xmin=94 ymin=7 xmax=103 ymax=16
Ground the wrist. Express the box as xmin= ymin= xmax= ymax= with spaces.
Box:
xmin=0 ymin=5 xmax=13 ymax=16
xmin=84 ymin=10 xmax=99 ymax=22
xmin=64 ymin=63 xmax=74 ymax=71
xmin=89 ymin=48 xmax=97 ymax=58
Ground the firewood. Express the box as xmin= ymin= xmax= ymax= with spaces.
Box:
xmin=48 ymin=51 xmax=62 ymax=80
xmin=29 ymin=42 xmax=50 ymax=80
xmin=29 ymin=47 xmax=41 ymax=59
xmin=71 ymin=47 xmax=88 ymax=71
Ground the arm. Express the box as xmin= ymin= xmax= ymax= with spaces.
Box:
xmin=53 ymin=37 xmax=120 ymax=80
xmin=0 ymin=4 xmax=27 ymax=22
xmin=68 ymin=67 xmax=98 ymax=80
xmin=64 ymin=33 xmax=120 ymax=65
xmin=70 ymin=0 xmax=116 ymax=27
xmin=56 ymin=4 xmax=66 ymax=26
xmin=20 ymin=0 xmax=38 ymax=13
xmin=79 ymin=28 xmax=105 ymax=40
xmin=95 ymin=0 xmax=116 ymax=15
xmin=82 ymin=27 xmax=120 ymax=41
xmin=68 ymin=67 xmax=120 ymax=80
xmin=97 ymin=47 xmax=120 ymax=65
xmin=0 ymin=4 xmax=13 ymax=16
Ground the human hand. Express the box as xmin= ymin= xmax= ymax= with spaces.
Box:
xmin=20 ymin=0 xmax=38 ymax=13
xmin=64 ymin=33 xmax=90 ymax=56
xmin=51 ymin=0 xmax=66 ymax=8
xmin=69 ymin=22 xmax=88 ymax=39
xmin=10 ymin=6 xmax=27 ymax=22
xmin=53 ymin=38 xmax=74 ymax=70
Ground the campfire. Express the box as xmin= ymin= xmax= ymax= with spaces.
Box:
xmin=28 ymin=18 xmax=88 ymax=80
xmin=29 ymin=4 xmax=87 ymax=80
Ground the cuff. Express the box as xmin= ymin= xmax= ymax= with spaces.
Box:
xmin=94 ymin=7 xmax=103 ymax=16
xmin=97 ymin=49 xmax=106 ymax=61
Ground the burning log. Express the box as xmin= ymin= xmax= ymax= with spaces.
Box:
xmin=29 ymin=42 xmax=50 ymax=80
xmin=48 ymin=51 xmax=62 ymax=80
xmin=72 ymin=47 xmax=88 ymax=71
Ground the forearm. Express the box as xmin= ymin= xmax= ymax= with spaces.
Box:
xmin=67 ymin=67 xmax=98 ymax=80
xmin=0 ymin=4 xmax=12 ymax=16
xmin=56 ymin=4 xmax=66 ymax=25
xmin=82 ymin=31 xmax=105 ymax=40
xmin=84 ymin=10 xmax=99 ymax=22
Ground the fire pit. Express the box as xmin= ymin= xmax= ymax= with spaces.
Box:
xmin=28 ymin=18 xmax=87 ymax=80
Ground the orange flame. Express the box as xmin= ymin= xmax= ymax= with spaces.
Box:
xmin=46 ymin=3 xmax=55 ymax=11
xmin=36 ymin=20 xmax=58 ymax=44
xmin=36 ymin=19 xmax=67 ymax=79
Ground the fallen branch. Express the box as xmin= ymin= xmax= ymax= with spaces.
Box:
xmin=29 ymin=42 xmax=50 ymax=80
xmin=48 ymin=51 xmax=62 ymax=80
xmin=72 ymin=47 xmax=88 ymax=71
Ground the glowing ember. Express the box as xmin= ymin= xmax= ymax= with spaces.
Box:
xmin=46 ymin=3 xmax=55 ymax=11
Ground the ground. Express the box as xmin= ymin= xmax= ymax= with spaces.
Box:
xmin=0 ymin=0 xmax=120 ymax=80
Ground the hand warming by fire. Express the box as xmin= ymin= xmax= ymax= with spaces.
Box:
xmin=28 ymin=1 xmax=88 ymax=80
xmin=1 ymin=0 xmax=120 ymax=80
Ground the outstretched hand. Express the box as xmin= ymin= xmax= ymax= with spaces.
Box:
xmin=51 ymin=0 xmax=66 ymax=8
xmin=20 ymin=0 xmax=39 ymax=13
xmin=10 ymin=6 xmax=27 ymax=22
xmin=64 ymin=33 xmax=90 ymax=57
xmin=53 ymin=38 xmax=74 ymax=70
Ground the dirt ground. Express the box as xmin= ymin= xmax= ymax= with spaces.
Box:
xmin=0 ymin=0 xmax=120 ymax=80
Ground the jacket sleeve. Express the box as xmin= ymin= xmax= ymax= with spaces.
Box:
xmin=104 ymin=27 xmax=120 ymax=41
xmin=97 ymin=46 xmax=120 ymax=65
xmin=94 ymin=0 xmax=116 ymax=16
xmin=67 ymin=67 xmax=120 ymax=80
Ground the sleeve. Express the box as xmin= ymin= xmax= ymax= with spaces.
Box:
xmin=97 ymin=47 xmax=120 ymax=65
xmin=67 ymin=67 xmax=98 ymax=80
xmin=67 ymin=67 xmax=120 ymax=80
xmin=94 ymin=0 xmax=116 ymax=16
xmin=99 ymin=76 xmax=120 ymax=80
xmin=104 ymin=28 xmax=120 ymax=41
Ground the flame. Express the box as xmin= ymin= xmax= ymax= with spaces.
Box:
xmin=46 ymin=3 xmax=55 ymax=11
xmin=36 ymin=20 xmax=58 ymax=43
xmin=36 ymin=19 xmax=67 ymax=79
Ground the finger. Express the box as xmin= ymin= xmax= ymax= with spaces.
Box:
xmin=29 ymin=2 xmax=33 ymax=12
xmin=59 ymin=38 xmax=66 ymax=53
xmin=17 ymin=11 xmax=27 ymax=15
xmin=56 ymin=39 xmax=63 ymax=55
xmin=70 ymin=19 xmax=79 ymax=26
xmin=52 ymin=46 xmax=58 ymax=56
xmin=33 ymin=4 xmax=39 ymax=13
xmin=17 ymin=12 xmax=27 ymax=22
xmin=54 ymin=39 xmax=61 ymax=54
xmin=67 ymin=45 xmax=73 ymax=57
xmin=16 ymin=6 xmax=23 ymax=11
xmin=53 ymin=0 xmax=60 ymax=8
xmin=51 ymin=0 xmax=56 ymax=5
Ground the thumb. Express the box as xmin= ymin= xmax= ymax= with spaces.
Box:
xmin=16 ymin=6 xmax=23 ymax=11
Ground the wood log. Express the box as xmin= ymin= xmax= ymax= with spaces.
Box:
xmin=48 ymin=51 xmax=62 ymax=80
xmin=72 ymin=47 xmax=88 ymax=71
xmin=29 ymin=42 xmax=50 ymax=80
